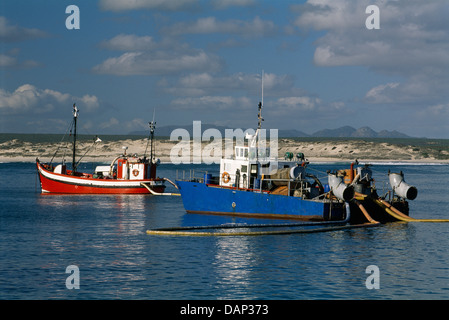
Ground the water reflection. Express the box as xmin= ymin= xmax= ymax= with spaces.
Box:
xmin=212 ymin=235 xmax=256 ymax=299
xmin=35 ymin=193 xmax=152 ymax=298
xmin=5 ymin=162 xmax=449 ymax=299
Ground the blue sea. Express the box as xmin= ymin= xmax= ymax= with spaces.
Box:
xmin=1 ymin=161 xmax=449 ymax=301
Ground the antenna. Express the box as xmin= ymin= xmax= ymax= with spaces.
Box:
xmin=149 ymin=108 xmax=156 ymax=161
xmin=149 ymin=108 xmax=156 ymax=135
xmin=150 ymin=108 xmax=156 ymax=131
xmin=71 ymin=103 xmax=79 ymax=174
xmin=261 ymin=70 xmax=264 ymax=107
xmin=257 ymin=70 xmax=264 ymax=130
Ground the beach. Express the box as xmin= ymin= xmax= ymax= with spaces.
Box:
xmin=1 ymin=136 xmax=449 ymax=164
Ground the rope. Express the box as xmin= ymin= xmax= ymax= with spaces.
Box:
xmin=50 ymin=118 xmax=74 ymax=165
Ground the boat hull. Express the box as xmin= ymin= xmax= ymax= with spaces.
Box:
xmin=37 ymin=161 xmax=165 ymax=194
xmin=176 ymin=180 xmax=346 ymax=221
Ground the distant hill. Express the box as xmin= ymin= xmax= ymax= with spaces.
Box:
xmin=312 ymin=126 xmax=356 ymax=138
xmin=129 ymin=124 xmax=309 ymax=138
xmin=311 ymin=126 xmax=410 ymax=138
xmin=129 ymin=125 xmax=411 ymax=138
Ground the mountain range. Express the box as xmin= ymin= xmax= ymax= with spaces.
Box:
xmin=309 ymin=126 xmax=411 ymax=138
xmin=130 ymin=125 xmax=411 ymax=138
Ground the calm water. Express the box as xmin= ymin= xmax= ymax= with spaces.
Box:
xmin=1 ymin=161 xmax=449 ymax=300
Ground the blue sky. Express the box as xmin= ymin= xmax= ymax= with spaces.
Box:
xmin=1 ymin=0 xmax=448 ymax=138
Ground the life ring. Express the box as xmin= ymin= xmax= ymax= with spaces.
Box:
xmin=132 ymin=169 xmax=139 ymax=177
xmin=222 ymin=172 xmax=230 ymax=183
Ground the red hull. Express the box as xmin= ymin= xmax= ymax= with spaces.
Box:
xmin=36 ymin=161 xmax=166 ymax=194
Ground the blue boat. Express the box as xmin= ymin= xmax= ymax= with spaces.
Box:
xmin=176 ymin=99 xmax=355 ymax=222
xmin=174 ymin=71 xmax=420 ymax=224
xmin=176 ymin=180 xmax=347 ymax=221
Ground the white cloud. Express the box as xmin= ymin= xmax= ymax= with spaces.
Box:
xmin=163 ymin=16 xmax=276 ymax=37
xmin=211 ymin=0 xmax=255 ymax=9
xmin=270 ymin=95 xmax=347 ymax=121
xmin=295 ymin=0 xmax=449 ymax=109
xmin=295 ymin=0 xmax=449 ymax=74
xmin=99 ymin=117 xmax=119 ymax=130
xmin=276 ymin=96 xmax=320 ymax=111
xmin=364 ymin=75 xmax=446 ymax=105
xmin=0 ymin=16 xmax=47 ymax=42
xmin=172 ymin=96 xmax=252 ymax=110
xmin=94 ymin=34 xmax=223 ymax=76
xmin=294 ymin=0 xmax=364 ymax=31
xmin=0 ymin=18 xmax=43 ymax=69
xmin=0 ymin=54 xmax=17 ymax=67
xmin=162 ymin=72 xmax=297 ymax=97
xmin=99 ymin=0 xmax=198 ymax=12
xmin=80 ymin=95 xmax=99 ymax=110
xmin=93 ymin=50 xmax=222 ymax=76
xmin=0 ymin=84 xmax=99 ymax=114
xmin=99 ymin=34 xmax=157 ymax=51
xmin=425 ymin=103 xmax=449 ymax=117
xmin=365 ymin=82 xmax=400 ymax=103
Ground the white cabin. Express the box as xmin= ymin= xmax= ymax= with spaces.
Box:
xmin=219 ymin=143 xmax=298 ymax=189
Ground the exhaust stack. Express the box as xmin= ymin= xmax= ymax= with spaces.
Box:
xmin=389 ymin=171 xmax=418 ymax=200
xmin=328 ymin=173 xmax=355 ymax=202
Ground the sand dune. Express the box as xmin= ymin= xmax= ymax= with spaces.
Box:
xmin=1 ymin=136 xmax=449 ymax=164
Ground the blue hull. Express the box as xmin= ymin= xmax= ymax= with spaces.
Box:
xmin=176 ymin=181 xmax=346 ymax=221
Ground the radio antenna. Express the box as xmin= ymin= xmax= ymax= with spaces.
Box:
xmin=261 ymin=69 xmax=264 ymax=107
xmin=257 ymin=70 xmax=264 ymax=130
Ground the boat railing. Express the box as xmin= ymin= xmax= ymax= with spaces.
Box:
xmin=175 ymin=169 xmax=220 ymax=184
xmin=176 ymin=170 xmax=332 ymax=200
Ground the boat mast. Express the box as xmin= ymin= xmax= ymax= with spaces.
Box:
xmin=149 ymin=109 xmax=156 ymax=162
xmin=258 ymin=70 xmax=264 ymax=130
xmin=254 ymin=71 xmax=264 ymax=159
xmin=72 ymin=103 xmax=79 ymax=174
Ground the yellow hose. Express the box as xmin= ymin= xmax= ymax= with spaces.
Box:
xmin=375 ymin=199 xmax=449 ymax=223
xmin=146 ymin=197 xmax=384 ymax=236
xmin=353 ymin=199 xmax=379 ymax=224
xmin=146 ymin=222 xmax=380 ymax=237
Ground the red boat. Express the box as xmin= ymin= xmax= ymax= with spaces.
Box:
xmin=36 ymin=104 xmax=166 ymax=194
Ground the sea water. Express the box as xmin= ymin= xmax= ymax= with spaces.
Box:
xmin=1 ymin=162 xmax=449 ymax=300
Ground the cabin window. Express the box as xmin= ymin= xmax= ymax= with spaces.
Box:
xmin=244 ymin=148 xmax=248 ymax=158
xmin=241 ymin=165 xmax=247 ymax=173
xmin=251 ymin=164 xmax=258 ymax=174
